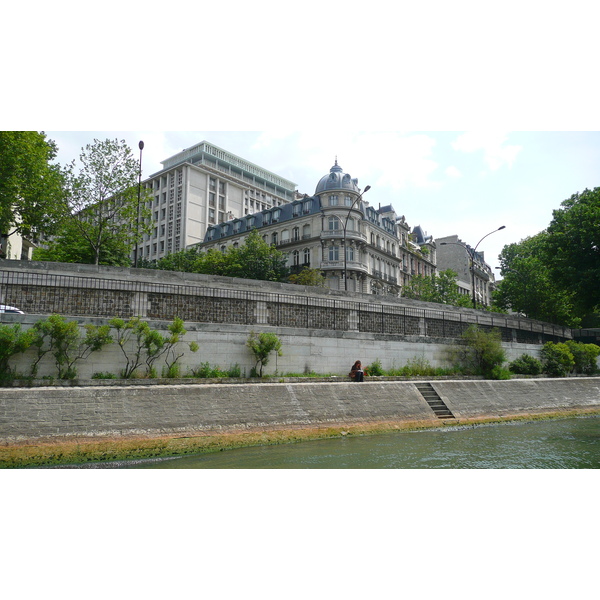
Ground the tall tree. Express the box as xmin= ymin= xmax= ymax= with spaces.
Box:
xmin=60 ymin=138 xmax=150 ymax=265
xmin=494 ymin=233 xmax=581 ymax=327
xmin=545 ymin=187 xmax=600 ymax=317
xmin=0 ymin=131 xmax=66 ymax=244
xmin=403 ymin=269 xmax=471 ymax=307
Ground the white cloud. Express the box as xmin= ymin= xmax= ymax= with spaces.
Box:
xmin=445 ymin=165 xmax=462 ymax=178
xmin=452 ymin=132 xmax=522 ymax=170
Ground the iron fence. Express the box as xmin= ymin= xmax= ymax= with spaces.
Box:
xmin=0 ymin=268 xmax=571 ymax=343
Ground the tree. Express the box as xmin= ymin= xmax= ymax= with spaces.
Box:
xmin=288 ymin=267 xmax=326 ymax=287
xmin=452 ymin=325 xmax=506 ymax=378
xmin=545 ymin=187 xmax=600 ymax=317
xmin=494 ymin=233 xmax=581 ymax=327
xmin=58 ymin=138 xmax=151 ymax=265
xmin=246 ymin=331 xmax=283 ymax=377
xmin=403 ymin=269 xmax=471 ymax=307
xmin=226 ymin=230 xmax=289 ymax=281
xmin=0 ymin=131 xmax=66 ymax=244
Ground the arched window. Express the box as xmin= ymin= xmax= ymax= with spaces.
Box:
xmin=328 ymin=216 xmax=340 ymax=231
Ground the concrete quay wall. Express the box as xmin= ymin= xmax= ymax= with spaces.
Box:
xmin=1 ymin=378 xmax=599 ymax=442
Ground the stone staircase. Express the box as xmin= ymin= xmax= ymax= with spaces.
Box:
xmin=414 ymin=382 xmax=455 ymax=419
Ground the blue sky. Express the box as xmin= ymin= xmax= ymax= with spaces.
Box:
xmin=45 ymin=130 xmax=600 ymax=270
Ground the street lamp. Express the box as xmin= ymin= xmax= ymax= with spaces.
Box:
xmin=441 ymin=225 xmax=505 ymax=309
xmin=134 ymin=140 xmax=144 ymax=268
xmin=342 ymin=185 xmax=371 ymax=291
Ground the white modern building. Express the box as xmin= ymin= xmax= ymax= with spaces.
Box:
xmin=199 ymin=160 xmax=437 ymax=295
xmin=134 ymin=141 xmax=297 ymax=263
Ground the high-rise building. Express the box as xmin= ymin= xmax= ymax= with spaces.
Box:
xmin=135 ymin=141 xmax=297 ymax=262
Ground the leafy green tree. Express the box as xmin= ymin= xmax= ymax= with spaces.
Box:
xmin=246 ymin=331 xmax=283 ymax=377
xmin=545 ymin=187 xmax=600 ymax=318
xmin=452 ymin=325 xmax=506 ymax=378
xmin=33 ymin=218 xmax=132 ymax=266
xmin=494 ymin=233 xmax=581 ymax=327
xmin=227 ymin=230 xmax=289 ymax=281
xmin=508 ymin=354 xmax=543 ymax=375
xmin=0 ymin=131 xmax=66 ymax=245
xmin=403 ymin=269 xmax=471 ymax=307
xmin=56 ymin=138 xmax=151 ymax=266
xmin=289 ymin=267 xmax=326 ymax=287
xmin=150 ymin=231 xmax=289 ymax=282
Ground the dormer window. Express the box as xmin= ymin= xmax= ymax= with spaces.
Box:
xmin=303 ymin=200 xmax=312 ymax=214
xmin=272 ymin=209 xmax=281 ymax=222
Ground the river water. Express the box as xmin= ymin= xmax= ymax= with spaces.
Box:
xmin=121 ymin=416 xmax=600 ymax=469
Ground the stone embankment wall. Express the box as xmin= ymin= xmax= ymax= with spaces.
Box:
xmin=1 ymin=378 xmax=599 ymax=442
xmin=0 ymin=259 xmax=572 ymax=378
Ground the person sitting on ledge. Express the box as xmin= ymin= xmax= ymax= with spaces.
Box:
xmin=350 ymin=360 xmax=365 ymax=382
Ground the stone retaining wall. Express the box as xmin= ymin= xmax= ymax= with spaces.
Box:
xmin=1 ymin=378 xmax=599 ymax=442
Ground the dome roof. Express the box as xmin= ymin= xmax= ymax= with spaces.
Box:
xmin=315 ymin=159 xmax=361 ymax=194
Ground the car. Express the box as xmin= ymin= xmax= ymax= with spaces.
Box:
xmin=0 ymin=304 xmax=24 ymax=314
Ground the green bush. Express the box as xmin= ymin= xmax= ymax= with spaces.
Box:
xmin=540 ymin=342 xmax=575 ymax=377
xmin=452 ymin=325 xmax=506 ymax=378
xmin=31 ymin=315 xmax=112 ymax=379
xmin=246 ymin=331 xmax=283 ymax=377
xmin=565 ymin=341 xmax=600 ymax=375
xmin=508 ymin=354 xmax=543 ymax=375
xmin=366 ymin=358 xmax=384 ymax=377
xmin=490 ymin=366 xmax=512 ymax=380
xmin=0 ymin=323 xmax=36 ymax=382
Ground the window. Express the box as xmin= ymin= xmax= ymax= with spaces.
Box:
xmin=346 ymin=246 xmax=354 ymax=261
xmin=293 ymin=250 xmax=300 ymax=266
xmin=329 ymin=195 xmax=339 ymax=206
xmin=272 ymin=232 xmax=278 ymax=245
xmin=209 ymin=193 xmax=216 ymax=207
xmin=293 ymin=203 xmax=301 ymax=217
xmin=303 ymin=248 xmax=310 ymax=265
xmin=303 ymin=200 xmax=312 ymax=214
xmin=209 ymin=209 xmax=215 ymax=224
xmin=329 ymin=245 xmax=339 ymax=261
xmin=293 ymin=227 xmax=300 ymax=241
xmin=303 ymin=224 xmax=311 ymax=239
xmin=328 ymin=217 xmax=340 ymax=231
xmin=272 ymin=209 xmax=281 ymax=222
xmin=281 ymin=229 xmax=289 ymax=242
xmin=345 ymin=195 xmax=353 ymax=207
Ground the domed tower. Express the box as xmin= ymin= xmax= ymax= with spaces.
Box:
xmin=316 ymin=160 xmax=369 ymax=293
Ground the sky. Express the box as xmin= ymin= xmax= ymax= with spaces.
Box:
xmin=44 ymin=130 xmax=600 ymax=271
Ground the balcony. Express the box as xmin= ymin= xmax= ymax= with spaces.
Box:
xmin=320 ymin=230 xmax=367 ymax=243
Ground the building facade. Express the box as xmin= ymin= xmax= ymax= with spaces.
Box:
xmin=134 ymin=142 xmax=297 ymax=263
xmin=199 ymin=161 xmax=437 ymax=296
xmin=436 ymin=234 xmax=495 ymax=306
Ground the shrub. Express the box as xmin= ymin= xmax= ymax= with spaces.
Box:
xmin=565 ymin=341 xmax=600 ymax=375
xmin=366 ymin=358 xmax=384 ymax=377
xmin=246 ymin=331 xmax=283 ymax=377
xmin=31 ymin=315 xmax=112 ymax=379
xmin=452 ymin=325 xmax=506 ymax=378
xmin=508 ymin=354 xmax=543 ymax=375
xmin=92 ymin=372 xmax=117 ymax=379
xmin=540 ymin=342 xmax=575 ymax=377
xmin=0 ymin=323 xmax=36 ymax=381
xmin=490 ymin=365 xmax=512 ymax=380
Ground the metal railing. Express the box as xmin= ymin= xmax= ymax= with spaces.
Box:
xmin=0 ymin=268 xmax=572 ymax=343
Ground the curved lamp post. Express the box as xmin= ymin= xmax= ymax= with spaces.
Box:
xmin=134 ymin=140 xmax=144 ymax=268
xmin=342 ymin=185 xmax=371 ymax=291
xmin=441 ymin=225 xmax=505 ymax=309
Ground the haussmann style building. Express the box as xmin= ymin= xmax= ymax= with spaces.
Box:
xmin=199 ymin=160 xmax=437 ymax=296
